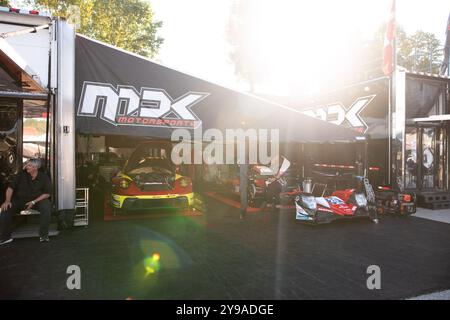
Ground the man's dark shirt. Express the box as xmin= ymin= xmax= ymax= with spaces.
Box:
xmin=9 ymin=170 xmax=51 ymax=202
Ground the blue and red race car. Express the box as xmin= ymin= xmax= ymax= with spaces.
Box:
xmin=295 ymin=187 xmax=373 ymax=224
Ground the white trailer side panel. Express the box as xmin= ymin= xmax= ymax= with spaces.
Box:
xmin=0 ymin=13 xmax=52 ymax=88
xmin=56 ymin=20 xmax=76 ymax=211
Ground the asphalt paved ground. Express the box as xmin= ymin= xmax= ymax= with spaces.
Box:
xmin=1 ymin=198 xmax=450 ymax=299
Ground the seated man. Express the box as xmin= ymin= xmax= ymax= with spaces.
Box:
xmin=0 ymin=158 xmax=52 ymax=245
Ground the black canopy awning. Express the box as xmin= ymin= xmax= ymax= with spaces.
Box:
xmin=75 ymin=35 xmax=360 ymax=143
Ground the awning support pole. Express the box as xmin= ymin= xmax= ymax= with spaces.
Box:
xmin=0 ymin=23 xmax=51 ymax=39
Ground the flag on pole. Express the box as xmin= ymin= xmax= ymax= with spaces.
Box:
xmin=382 ymin=0 xmax=395 ymax=76
xmin=440 ymin=12 xmax=450 ymax=75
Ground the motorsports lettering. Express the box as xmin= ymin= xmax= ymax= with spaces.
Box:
xmin=77 ymin=81 xmax=209 ymax=129
xmin=301 ymin=95 xmax=375 ymax=133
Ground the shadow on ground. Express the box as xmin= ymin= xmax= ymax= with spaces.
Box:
xmin=1 ymin=198 xmax=450 ymax=299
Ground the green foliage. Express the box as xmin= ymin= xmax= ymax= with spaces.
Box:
xmin=369 ymin=24 xmax=443 ymax=73
xmin=0 ymin=0 xmax=9 ymax=7
xmin=31 ymin=0 xmax=163 ymax=58
xmin=398 ymin=30 xmax=443 ymax=74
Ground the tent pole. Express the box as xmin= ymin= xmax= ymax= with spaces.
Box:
xmin=239 ymin=140 xmax=249 ymax=219
xmin=239 ymin=162 xmax=248 ymax=219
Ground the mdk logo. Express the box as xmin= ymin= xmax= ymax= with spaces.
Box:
xmin=301 ymin=95 xmax=375 ymax=133
xmin=77 ymin=81 xmax=209 ymax=129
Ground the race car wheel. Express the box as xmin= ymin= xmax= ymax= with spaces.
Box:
xmin=376 ymin=200 xmax=385 ymax=214
xmin=247 ymin=183 xmax=258 ymax=207
xmin=369 ymin=206 xmax=379 ymax=223
xmin=6 ymin=150 xmax=15 ymax=168
xmin=0 ymin=148 xmax=17 ymax=178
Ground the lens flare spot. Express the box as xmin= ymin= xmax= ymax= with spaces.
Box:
xmin=145 ymin=266 xmax=156 ymax=276
xmin=152 ymin=253 xmax=160 ymax=261
xmin=144 ymin=253 xmax=161 ymax=277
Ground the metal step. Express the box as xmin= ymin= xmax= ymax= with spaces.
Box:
xmin=417 ymin=191 xmax=450 ymax=204
xmin=420 ymin=202 xmax=450 ymax=210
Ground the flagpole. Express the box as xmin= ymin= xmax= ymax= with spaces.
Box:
xmin=393 ymin=0 xmax=397 ymax=70
xmin=388 ymin=76 xmax=392 ymax=185
xmin=391 ymin=0 xmax=396 ymax=186
xmin=387 ymin=0 xmax=396 ymax=186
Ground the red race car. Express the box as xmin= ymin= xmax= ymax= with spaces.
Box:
xmin=221 ymin=164 xmax=276 ymax=206
xmin=221 ymin=157 xmax=299 ymax=207
xmin=110 ymin=142 xmax=194 ymax=214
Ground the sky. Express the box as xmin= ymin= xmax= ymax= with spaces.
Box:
xmin=10 ymin=0 xmax=448 ymax=95
xmin=150 ymin=0 xmax=450 ymax=95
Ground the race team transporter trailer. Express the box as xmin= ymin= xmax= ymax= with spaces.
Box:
xmin=0 ymin=8 xmax=77 ymax=229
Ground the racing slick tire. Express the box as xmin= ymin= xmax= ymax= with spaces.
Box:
xmin=247 ymin=183 xmax=262 ymax=207
xmin=368 ymin=206 xmax=379 ymax=223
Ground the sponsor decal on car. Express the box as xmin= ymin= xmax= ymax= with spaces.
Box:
xmin=325 ymin=196 xmax=345 ymax=205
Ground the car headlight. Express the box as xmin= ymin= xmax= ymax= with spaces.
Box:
xmin=180 ymin=177 xmax=190 ymax=188
xmin=300 ymin=195 xmax=317 ymax=210
xmin=119 ymin=179 xmax=130 ymax=189
xmin=354 ymin=193 xmax=368 ymax=207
